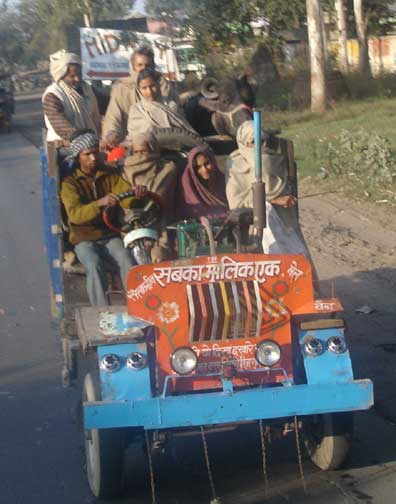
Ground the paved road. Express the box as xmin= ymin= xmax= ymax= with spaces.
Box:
xmin=1 ymin=97 xmax=396 ymax=503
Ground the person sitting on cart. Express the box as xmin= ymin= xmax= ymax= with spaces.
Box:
xmin=225 ymin=121 xmax=311 ymax=257
xmin=113 ymin=132 xmax=178 ymax=261
xmin=177 ymin=145 xmax=228 ymax=220
xmin=60 ymin=129 xmax=135 ymax=306
xmin=126 ymin=69 xmax=198 ymax=145
xmin=102 ymin=45 xmax=179 ymax=149
xmin=42 ymin=50 xmax=101 ymax=143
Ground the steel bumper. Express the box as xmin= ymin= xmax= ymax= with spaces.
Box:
xmin=84 ymin=379 xmax=373 ymax=430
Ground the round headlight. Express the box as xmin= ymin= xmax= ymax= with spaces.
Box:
xmin=170 ymin=347 xmax=197 ymax=375
xmin=126 ymin=352 xmax=147 ymax=370
xmin=328 ymin=336 xmax=347 ymax=354
xmin=256 ymin=340 xmax=281 ymax=367
xmin=303 ymin=337 xmax=324 ymax=357
xmin=100 ymin=354 xmax=121 ymax=373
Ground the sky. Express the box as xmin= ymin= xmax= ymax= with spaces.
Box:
xmin=134 ymin=0 xmax=146 ymax=14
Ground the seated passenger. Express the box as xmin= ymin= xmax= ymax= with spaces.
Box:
xmin=60 ymin=130 xmax=135 ymax=306
xmin=177 ymin=145 xmax=228 ymax=220
xmin=102 ymin=45 xmax=179 ymax=148
xmin=42 ymin=50 xmax=101 ymax=143
xmin=127 ymin=69 xmax=198 ymax=143
xmin=225 ymin=121 xmax=310 ymax=256
xmin=113 ymin=133 xmax=178 ymax=260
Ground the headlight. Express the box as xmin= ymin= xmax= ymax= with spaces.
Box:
xmin=303 ymin=336 xmax=324 ymax=357
xmin=100 ymin=354 xmax=121 ymax=373
xmin=170 ymin=347 xmax=197 ymax=375
xmin=256 ymin=340 xmax=281 ymax=367
xmin=126 ymin=352 xmax=147 ymax=370
xmin=328 ymin=336 xmax=347 ymax=354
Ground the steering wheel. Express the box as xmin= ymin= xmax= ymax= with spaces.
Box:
xmin=102 ymin=189 xmax=162 ymax=233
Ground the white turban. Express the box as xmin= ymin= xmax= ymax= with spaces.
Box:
xmin=49 ymin=50 xmax=81 ymax=83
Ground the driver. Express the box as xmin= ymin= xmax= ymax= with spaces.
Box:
xmin=60 ymin=130 xmax=135 ymax=306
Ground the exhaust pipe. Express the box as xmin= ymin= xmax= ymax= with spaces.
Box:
xmin=252 ymin=110 xmax=266 ymax=251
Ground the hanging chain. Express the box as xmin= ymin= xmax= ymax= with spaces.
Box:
xmin=200 ymin=426 xmax=221 ymax=504
xmin=294 ymin=416 xmax=307 ymax=494
xmin=259 ymin=420 xmax=270 ymax=497
xmin=145 ymin=430 xmax=157 ymax=504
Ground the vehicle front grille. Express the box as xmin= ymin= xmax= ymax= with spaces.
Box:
xmin=186 ymin=281 xmax=289 ymax=342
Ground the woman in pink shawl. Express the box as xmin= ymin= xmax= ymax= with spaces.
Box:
xmin=178 ymin=145 xmax=228 ymax=220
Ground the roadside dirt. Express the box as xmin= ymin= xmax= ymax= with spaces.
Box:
xmin=299 ymin=181 xmax=396 ymax=423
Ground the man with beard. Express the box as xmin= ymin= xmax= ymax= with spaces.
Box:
xmin=42 ymin=50 xmax=101 ymax=143
xmin=102 ymin=45 xmax=179 ymax=149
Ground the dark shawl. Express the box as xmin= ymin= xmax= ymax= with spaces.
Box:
xmin=178 ymin=145 xmax=228 ymax=220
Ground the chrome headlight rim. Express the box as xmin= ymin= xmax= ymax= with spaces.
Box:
xmin=255 ymin=340 xmax=281 ymax=367
xmin=170 ymin=346 xmax=198 ymax=375
xmin=327 ymin=335 xmax=347 ymax=354
xmin=303 ymin=336 xmax=324 ymax=357
xmin=126 ymin=352 xmax=147 ymax=370
xmin=100 ymin=353 xmax=121 ymax=373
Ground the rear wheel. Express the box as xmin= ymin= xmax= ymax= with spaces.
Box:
xmin=303 ymin=413 xmax=353 ymax=470
xmin=83 ymin=372 xmax=126 ymax=498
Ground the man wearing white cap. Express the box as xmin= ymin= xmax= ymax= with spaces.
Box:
xmin=42 ymin=50 xmax=101 ymax=143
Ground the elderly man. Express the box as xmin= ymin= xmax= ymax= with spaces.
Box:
xmin=42 ymin=50 xmax=101 ymax=143
xmin=102 ymin=45 xmax=179 ymax=149
xmin=61 ymin=130 xmax=134 ymax=306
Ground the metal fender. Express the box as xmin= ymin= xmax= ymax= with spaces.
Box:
xmin=97 ymin=343 xmax=152 ymax=401
xmin=298 ymin=324 xmax=354 ymax=384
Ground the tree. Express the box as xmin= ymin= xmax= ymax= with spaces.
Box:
xmin=353 ymin=0 xmax=371 ymax=76
xmin=335 ymin=0 xmax=349 ymax=73
xmin=306 ymin=0 xmax=327 ymax=113
xmin=0 ymin=9 xmax=24 ymax=70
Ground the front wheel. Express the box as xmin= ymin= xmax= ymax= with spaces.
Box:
xmin=303 ymin=412 xmax=354 ymax=470
xmin=83 ymin=372 xmax=126 ymax=498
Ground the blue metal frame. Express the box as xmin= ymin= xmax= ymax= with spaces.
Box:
xmin=40 ymin=147 xmax=64 ymax=319
xmin=84 ymin=379 xmax=373 ymax=431
xmin=84 ymin=338 xmax=373 ymax=431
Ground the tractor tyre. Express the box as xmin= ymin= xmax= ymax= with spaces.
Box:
xmin=152 ymin=126 xmax=204 ymax=151
xmin=303 ymin=412 xmax=354 ymax=470
xmin=83 ymin=372 xmax=126 ymax=498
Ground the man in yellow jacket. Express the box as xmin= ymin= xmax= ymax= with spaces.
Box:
xmin=61 ymin=130 xmax=134 ymax=306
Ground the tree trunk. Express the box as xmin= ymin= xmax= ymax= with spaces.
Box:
xmin=353 ymin=0 xmax=371 ymax=76
xmin=83 ymin=0 xmax=96 ymax=27
xmin=335 ymin=0 xmax=349 ymax=73
xmin=306 ymin=0 xmax=327 ymax=113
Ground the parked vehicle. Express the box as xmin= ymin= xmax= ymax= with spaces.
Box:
xmin=40 ymin=113 xmax=373 ymax=501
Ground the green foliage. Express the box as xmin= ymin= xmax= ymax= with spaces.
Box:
xmin=326 ymin=129 xmax=396 ymax=187
xmin=144 ymin=0 xmax=306 ymax=59
xmin=0 ymin=0 xmax=135 ymax=68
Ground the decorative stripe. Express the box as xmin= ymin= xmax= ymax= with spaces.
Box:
xmin=231 ymin=282 xmax=241 ymax=339
xmin=197 ymin=284 xmax=207 ymax=341
xmin=242 ymin=281 xmax=252 ymax=338
xmin=187 ymin=285 xmax=195 ymax=342
xmin=253 ymin=281 xmax=263 ymax=337
xmin=209 ymin=283 xmax=218 ymax=341
xmin=220 ymin=282 xmax=230 ymax=340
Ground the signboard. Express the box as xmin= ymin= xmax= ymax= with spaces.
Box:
xmin=80 ymin=28 xmax=180 ymax=81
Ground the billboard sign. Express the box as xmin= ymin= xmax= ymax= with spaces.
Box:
xmin=80 ymin=28 xmax=180 ymax=81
